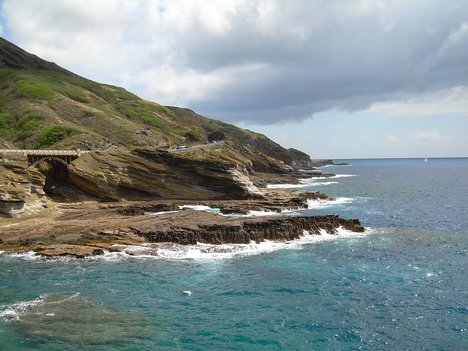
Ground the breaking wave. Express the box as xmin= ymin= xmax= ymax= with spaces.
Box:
xmin=0 ymin=293 xmax=151 ymax=343
xmin=92 ymin=227 xmax=373 ymax=261
xmin=267 ymin=180 xmax=339 ymax=189
xmin=307 ymin=197 xmax=355 ymax=209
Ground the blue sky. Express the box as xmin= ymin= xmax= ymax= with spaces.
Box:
xmin=242 ymin=115 xmax=468 ymax=159
xmin=1 ymin=0 xmax=467 ymax=158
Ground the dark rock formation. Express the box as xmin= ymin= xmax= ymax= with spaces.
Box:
xmin=287 ymin=148 xmax=314 ymax=169
xmin=113 ymin=191 xmax=330 ymax=216
xmin=0 ymin=37 xmax=74 ymax=75
xmin=115 ymin=203 xmax=180 ymax=216
xmin=207 ymin=131 xmax=225 ymax=142
xmin=134 ymin=215 xmax=365 ymax=245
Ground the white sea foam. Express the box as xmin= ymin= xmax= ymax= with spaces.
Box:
xmin=330 ymin=174 xmax=356 ymax=178
xmin=179 ymin=205 xmax=223 ymax=215
xmin=246 ymin=210 xmax=280 ymax=217
xmin=90 ymin=226 xmax=373 ymax=261
xmin=178 ymin=205 xmax=303 ymax=218
xmin=267 ymin=180 xmax=339 ymax=189
xmin=0 ymin=293 xmax=80 ymax=322
xmin=317 ymin=163 xmax=351 ymax=168
xmin=307 ymin=197 xmax=354 ymax=209
xmin=240 ymin=207 xmax=309 ymax=217
xmin=179 ymin=205 xmax=212 ymax=211
xmin=1 ymin=227 xmax=374 ymax=263
xmin=266 ymin=183 xmax=310 ymax=189
xmin=300 ymin=174 xmax=356 ymax=181
xmin=0 ymin=296 xmax=44 ymax=321
xmin=7 ymin=251 xmax=38 ymax=260
xmin=145 ymin=210 xmax=179 ymax=216
xmin=308 ymin=181 xmax=339 ymax=186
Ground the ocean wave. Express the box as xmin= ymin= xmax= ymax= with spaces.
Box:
xmin=92 ymin=227 xmax=373 ymax=261
xmin=4 ymin=251 xmax=39 ymax=260
xmin=316 ymin=164 xmax=352 ymax=168
xmin=330 ymin=174 xmax=356 ymax=178
xmin=177 ymin=205 xmax=306 ymax=218
xmin=307 ymin=197 xmax=354 ymax=209
xmin=0 ymin=227 xmax=375 ymax=263
xmin=267 ymin=180 xmax=339 ymax=189
xmin=299 ymin=174 xmax=356 ymax=180
xmin=0 ymin=293 xmax=80 ymax=322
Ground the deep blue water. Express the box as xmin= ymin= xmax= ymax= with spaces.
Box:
xmin=1 ymin=158 xmax=467 ymax=350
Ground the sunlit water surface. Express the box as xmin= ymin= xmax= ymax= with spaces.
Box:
xmin=1 ymin=158 xmax=467 ymax=350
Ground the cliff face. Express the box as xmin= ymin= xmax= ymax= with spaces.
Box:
xmin=0 ymin=37 xmax=326 ymax=215
xmin=68 ymin=149 xmax=263 ymax=200
xmin=0 ymin=37 xmax=313 ymax=171
xmin=0 ymin=154 xmax=47 ymax=217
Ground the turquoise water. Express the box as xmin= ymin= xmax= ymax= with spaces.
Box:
xmin=1 ymin=158 xmax=467 ymax=350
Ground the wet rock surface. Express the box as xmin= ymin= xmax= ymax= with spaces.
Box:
xmin=135 ymin=215 xmax=365 ymax=245
xmin=0 ymin=191 xmax=365 ymax=257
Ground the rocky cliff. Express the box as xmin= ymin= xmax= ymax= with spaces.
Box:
xmin=0 ymin=153 xmax=47 ymax=217
xmin=0 ymin=37 xmax=315 ymax=172
xmin=67 ymin=148 xmax=263 ymax=200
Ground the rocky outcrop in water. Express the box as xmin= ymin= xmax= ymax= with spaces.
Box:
xmin=134 ymin=215 xmax=365 ymax=245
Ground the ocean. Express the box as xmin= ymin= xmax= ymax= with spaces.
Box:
xmin=1 ymin=158 xmax=467 ymax=350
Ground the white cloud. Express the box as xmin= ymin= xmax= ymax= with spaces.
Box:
xmin=2 ymin=0 xmax=468 ymax=124
xmin=415 ymin=129 xmax=447 ymax=141
xmin=447 ymin=21 xmax=468 ymax=44
xmin=367 ymin=86 xmax=468 ymax=117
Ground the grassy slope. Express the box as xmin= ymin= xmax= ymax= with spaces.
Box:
xmin=0 ymin=37 xmax=305 ymax=170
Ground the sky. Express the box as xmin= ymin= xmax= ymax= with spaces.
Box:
xmin=0 ymin=0 xmax=467 ymax=158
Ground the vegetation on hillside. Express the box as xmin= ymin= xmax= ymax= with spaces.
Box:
xmin=0 ymin=37 xmax=310 ymax=169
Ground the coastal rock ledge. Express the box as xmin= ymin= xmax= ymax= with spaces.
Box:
xmin=132 ymin=215 xmax=365 ymax=245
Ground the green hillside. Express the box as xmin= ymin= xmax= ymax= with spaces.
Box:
xmin=0 ymin=37 xmax=311 ymax=170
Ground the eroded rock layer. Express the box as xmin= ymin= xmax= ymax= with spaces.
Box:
xmin=134 ymin=215 xmax=365 ymax=245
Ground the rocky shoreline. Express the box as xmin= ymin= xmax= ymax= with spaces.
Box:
xmin=0 ymin=149 xmax=364 ymax=258
xmin=133 ymin=215 xmax=364 ymax=246
xmin=0 ymin=188 xmax=365 ymax=258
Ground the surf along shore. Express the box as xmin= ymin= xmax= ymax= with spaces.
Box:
xmin=0 ymin=172 xmax=364 ymax=258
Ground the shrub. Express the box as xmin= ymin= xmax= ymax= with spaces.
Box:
xmin=183 ymin=130 xmax=202 ymax=141
xmin=38 ymin=125 xmax=81 ymax=147
xmin=0 ymin=112 xmax=13 ymax=139
xmin=16 ymin=79 xmax=55 ymax=100
xmin=114 ymin=101 xmax=177 ymax=133
xmin=62 ymin=86 xmax=90 ymax=103
xmin=14 ymin=115 xmax=43 ymax=141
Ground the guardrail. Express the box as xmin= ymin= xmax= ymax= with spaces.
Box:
xmin=0 ymin=149 xmax=91 ymax=156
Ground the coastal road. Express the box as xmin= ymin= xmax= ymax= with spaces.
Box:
xmin=168 ymin=141 xmax=225 ymax=153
